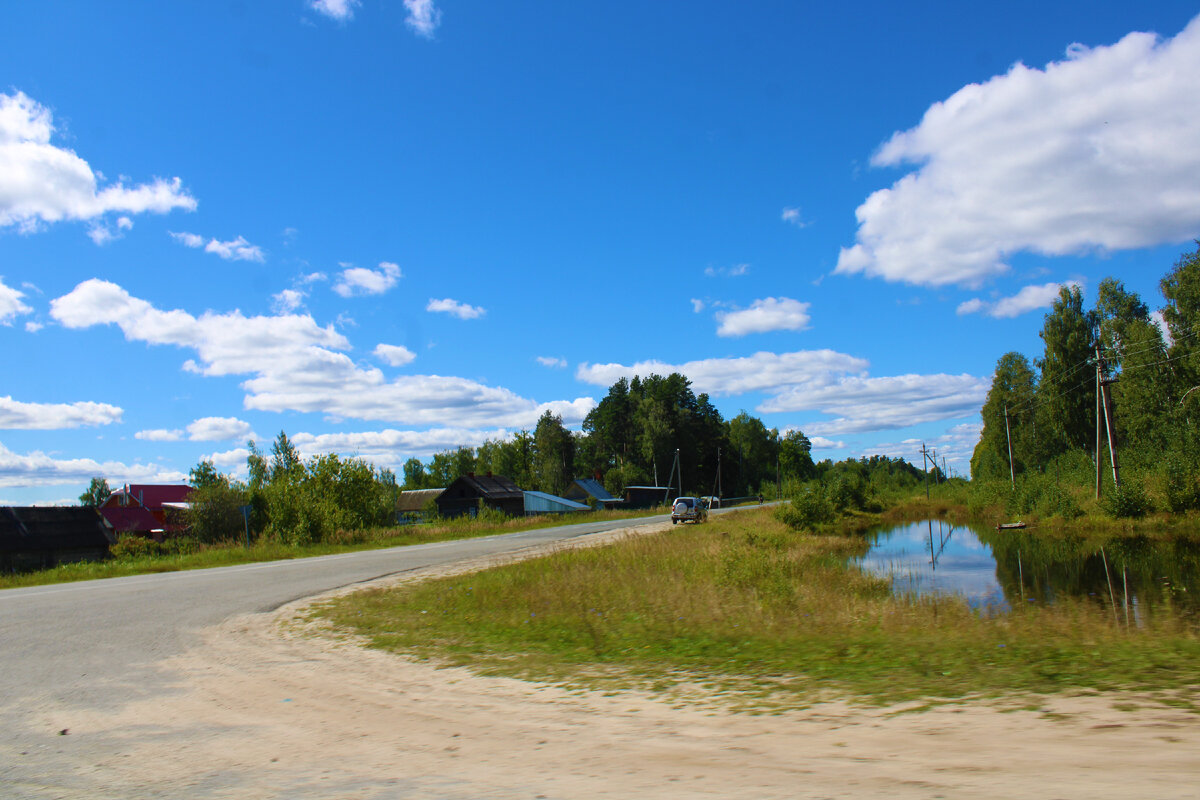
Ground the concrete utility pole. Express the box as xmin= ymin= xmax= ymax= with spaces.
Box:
xmin=1004 ymin=402 xmax=1016 ymax=489
xmin=920 ymin=443 xmax=930 ymax=499
xmin=1094 ymin=340 xmax=1121 ymax=495
xmin=1095 ymin=343 xmax=1103 ymax=500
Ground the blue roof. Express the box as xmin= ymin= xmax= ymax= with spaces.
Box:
xmin=571 ymin=478 xmax=614 ymax=501
xmin=523 ymin=491 xmax=591 ymax=513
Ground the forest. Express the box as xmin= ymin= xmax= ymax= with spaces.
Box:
xmin=970 ymin=244 xmax=1200 ymax=518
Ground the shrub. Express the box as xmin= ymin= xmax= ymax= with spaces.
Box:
xmin=1104 ymin=479 xmax=1151 ymax=519
xmin=776 ymin=487 xmax=835 ymax=530
xmin=109 ymin=534 xmax=158 ymax=560
xmin=1163 ymin=454 xmax=1200 ymax=512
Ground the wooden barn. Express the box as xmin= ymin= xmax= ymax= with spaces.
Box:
xmin=435 ymin=473 xmax=524 ymax=518
xmin=395 ymin=488 xmax=444 ymax=523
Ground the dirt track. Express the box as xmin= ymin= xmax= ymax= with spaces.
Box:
xmin=33 ymin=524 xmax=1200 ymax=799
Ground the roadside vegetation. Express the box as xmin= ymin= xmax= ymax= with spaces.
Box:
xmin=315 ymin=506 xmax=1200 ymax=708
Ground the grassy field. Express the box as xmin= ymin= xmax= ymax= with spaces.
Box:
xmin=314 ymin=507 xmax=1200 ymax=709
xmin=0 ymin=507 xmax=665 ymax=590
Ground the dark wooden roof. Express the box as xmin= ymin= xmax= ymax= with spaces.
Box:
xmin=446 ymin=473 xmax=523 ymax=501
xmin=0 ymin=506 xmax=115 ymax=553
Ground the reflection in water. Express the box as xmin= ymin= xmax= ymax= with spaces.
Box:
xmin=854 ymin=520 xmax=1200 ymax=621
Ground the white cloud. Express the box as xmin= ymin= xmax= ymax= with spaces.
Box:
xmin=135 ymin=429 xmax=183 ymax=442
xmin=690 ymin=298 xmax=705 ymax=313
xmin=704 ymin=263 xmax=750 ymax=278
xmin=171 ymin=231 xmax=265 ymax=262
xmin=404 ymin=0 xmax=442 ymax=38
xmin=957 ymin=281 xmax=1080 ymax=318
xmin=862 ymin=422 xmax=982 ymax=475
xmin=0 ymin=396 xmax=123 ymax=429
xmin=0 ymin=441 xmax=185 ymax=488
xmin=0 ymin=277 xmax=33 ymax=324
xmin=781 ymin=207 xmax=810 ymax=228
xmin=50 ymin=279 xmax=595 ymax=429
xmin=272 ymin=288 xmax=307 ymax=314
xmin=187 ymin=416 xmax=253 ymax=442
xmin=203 ymin=447 xmax=250 ymax=470
xmin=536 ymin=356 xmax=567 ymax=369
xmin=765 ymin=374 xmax=990 ymax=436
xmin=0 ymin=91 xmax=195 ymax=232
xmin=24 ymin=321 xmax=43 ymax=333
xmin=716 ymin=297 xmax=811 ymax=337
xmin=427 ymin=297 xmax=485 ymax=319
xmin=578 ymin=353 xmax=984 ymax=436
xmin=837 ymin=16 xmax=1200 ymax=287
xmin=577 ymin=350 xmax=870 ymax=397
xmin=308 ymin=0 xmax=359 ymax=21
xmin=292 ymin=427 xmax=511 ymax=462
xmin=333 ymin=261 xmax=401 ymax=297
xmin=809 ymin=436 xmax=845 ymax=450
xmin=375 ymin=343 xmax=417 ymax=367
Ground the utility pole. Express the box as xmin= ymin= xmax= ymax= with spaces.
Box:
xmin=920 ymin=443 xmax=929 ymax=499
xmin=1004 ymin=402 xmax=1015 ymax=489
xmin=1095 ymin=341 xmax=1102 ymax=501
xmin=1097 ymin=345 xmax=1120 ymax=489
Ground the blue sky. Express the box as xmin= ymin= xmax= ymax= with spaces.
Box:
xmin=3 ymin=1 xmax=1200 ymax=503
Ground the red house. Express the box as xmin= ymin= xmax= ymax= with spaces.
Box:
xmin=99 ymin=484 xmax=193 ymax=540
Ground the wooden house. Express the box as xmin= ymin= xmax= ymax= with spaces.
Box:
xmin=99 ymin=484 xmax=193 ymax=540
xmin=435 ymin=473 xmax=524 ymax=518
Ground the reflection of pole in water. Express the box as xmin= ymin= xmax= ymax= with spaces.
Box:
xmin=1017 ymin=549 xmax=1025 ymax=603
xmin=1122 ymin=565 xmax=1130 ymax=628
xmin=1101 ymin=547 xmax=1120 ymax=625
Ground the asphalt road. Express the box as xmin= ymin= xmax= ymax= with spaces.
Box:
xmin=1 ymin=509 xmax=721 ymax=797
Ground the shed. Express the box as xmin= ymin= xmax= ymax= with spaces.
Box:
xmin=396 ymin=488 xmax=444 ymax=523
xmin=435 ymin=473 xmax=524 ymax=519
xmin=0 ymin=506 xmax=116 ymax=572
xmin=623 ymin=485 xmax=672 ymax=509
xmin=563 ymin=478 xmax=623 ymax=508
xmin=523 ymin=491 xmax=591 ymax=516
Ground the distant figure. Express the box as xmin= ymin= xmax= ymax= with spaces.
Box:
xmin=758 ymin=494 xmax=764 ymax=504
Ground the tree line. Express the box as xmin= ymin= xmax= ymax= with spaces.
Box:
xmin=402 ymin=373 xmax=819 ymax=499
xmin=971 ymin=244 xmax=1200 ymax=515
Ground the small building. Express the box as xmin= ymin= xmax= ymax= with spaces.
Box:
xmin=523 ymin=490 xmax=591 ymax=516
xmin=100 ymin=484 xmax=192 ymax=540
xmin=622 ymin=485 xmax=673 ymax=509
xmin=396 ymin=488 xmax=444 ymax=524
xmin=1 ymin=506 xmax=116 ymax=572
xmin=563 ymin=478 xmax=623 ymax=509
xmin=435 ymin=473 xmax=525 ymax=519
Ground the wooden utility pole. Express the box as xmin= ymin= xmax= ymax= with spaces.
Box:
xmin=920 ymin=443 xmax=930 ymax=499
xmin=1095 ymin=342 xmax=1103 ymax=500
xmin=1004 ymin=402 xmax=1015 ymax=489
xmin=1094 ymin=340 xmax=1121 ymax=493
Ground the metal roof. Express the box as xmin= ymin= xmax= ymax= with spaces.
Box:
xmin=523 ymin=491 xmax=590 ymax=513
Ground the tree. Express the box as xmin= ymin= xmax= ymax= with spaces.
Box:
xmin=79 ymin=476 xmax=111 ymax=507
xmin=188 ymin=459 xmax=223 ymax=489
xmin=402 ymin=457 xmax=428 ymax=489
xmin=972 ymin=352 xmax=1038 ymax=481
xmin=270 ymin=431 xmax=302 ymax=483
xmin=1035 ymin=285 xmax=1096 ymax=458
xmin=533 ymin=411 xmax=574 ymax=495
xmin=1161 ymin=242 xmax=1200 ymax=397
xmin=779 ymin=429 xmax=816 ymax=483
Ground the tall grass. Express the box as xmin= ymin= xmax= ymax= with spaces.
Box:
xmin=317 ymin=508 xmax=1200 ymax=707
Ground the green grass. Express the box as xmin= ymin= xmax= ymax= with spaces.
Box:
xmin=0 ymin=507 xmax=666 ymax=590
xmin=313 ymin=507 xmax=1200 ymax=708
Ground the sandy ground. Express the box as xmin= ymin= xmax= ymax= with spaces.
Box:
xmin=35 ymin=523 xmax=1200 ymax=799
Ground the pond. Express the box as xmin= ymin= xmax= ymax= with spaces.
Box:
xmin=854 ymin=520 xmax=1200 ymax=621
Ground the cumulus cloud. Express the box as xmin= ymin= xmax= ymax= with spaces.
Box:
xmin=537 ymin=356 xmax=567 ymax=369
xmin=837 ymin=16 xmax=1200 ymax=287
xmin=187 ymin=416 xmax=253 ymax=442
xmin=716 ymin=297 xmax=811 ymax=337
xmin=809 ymin=436 xmax=845 ymax=450
xmin=690 ymin=298 xmax=705 ymax=313
xmin=49 ymin=279 xmax=594 ymax=428
xmin=957 ymin=281 xmax=1080 ymax=318
xmin=308 ymin=0 xmax=359 ymax=21
xmin=170 ymin=231 xmax=265 ymax=262
xmin=0 ymin=396 xmax=123 ymax=429
xmin=292 ymin=426 xmax=511 ymax=462
xmin=272 ymin=288 xmax=307 ymax=314
xmin=0 ymin=277 xmax=33 ymax=324
xmin=135 ymin=429 xmax=183 ymax=442
xmin=0 ymin=91 xmax=195 ymax=232
xmin=203 ymin=447 xmax=251 ymax=470
xmin=763 ymin=374 xmax=990 ymax=436
xmin=374 ymin=343 xmax=416 ymax=367
xmin=427 ymin=297 xmax=485 ymax=319
xmin=578 ymin=352 xmax=985 ymax=437
xmin=404 ymin=0 xmax=441 ymax=38
xmin=0 ymin=441 xmax=184 ymax=488
xmin=333 ymin=261 xmax=401 ymax=297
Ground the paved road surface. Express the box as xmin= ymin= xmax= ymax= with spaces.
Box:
xmin=1 ymin=509 xmax=731 ymax=797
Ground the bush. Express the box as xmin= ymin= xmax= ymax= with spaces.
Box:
xmin=775 ymin=486 xmax=835 ymax=530
xmin=1163 ymin=454 xmax=1200 ymax=512
xmin=109 ymin=534 xmax=157 ymax=560
xmin=1104 ymin=479 xmax=1151 ymax=519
